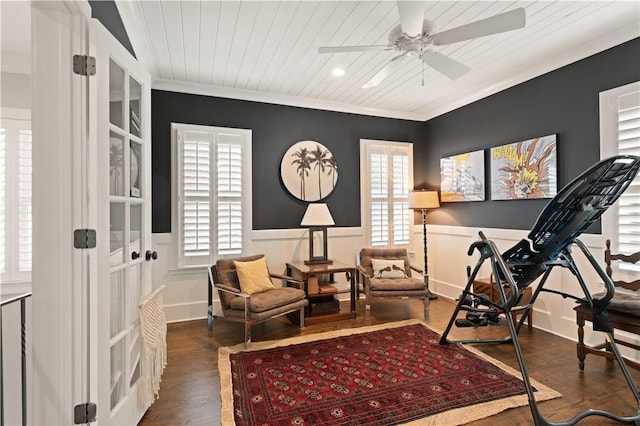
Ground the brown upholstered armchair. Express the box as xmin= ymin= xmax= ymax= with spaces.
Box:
xmin=207 ymin=254 xmax=308 ymax=347
xmin=357 ymin=248 xmax=428 ymax=319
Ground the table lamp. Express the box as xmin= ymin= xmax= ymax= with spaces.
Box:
xmin=409 ymin=189 xmax=440 ymax=299
xmin=301 ymin=203 xmax=335 ymax=265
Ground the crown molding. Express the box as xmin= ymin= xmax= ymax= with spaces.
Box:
xmin=152 ymin=78 xmax=425 ymax=121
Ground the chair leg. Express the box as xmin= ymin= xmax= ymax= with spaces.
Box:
xmin=244 ymin=321 xmax=251 ymax=349
xmin=423 ymin=298 xmax=429 ymax=322
xmin=207 ymin=305 xmax=214 ymax=330
xmin=299 ymin=307 xmax=305 ymax=329
xmin=577 ymin=311 xmax=586 ymax=371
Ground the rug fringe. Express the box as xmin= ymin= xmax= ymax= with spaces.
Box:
xmin=219 ymin=319 xmax=427 ymax=355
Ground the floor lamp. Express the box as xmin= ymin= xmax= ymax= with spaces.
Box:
xmin=409 ymin=189 xmax=440 ymax=300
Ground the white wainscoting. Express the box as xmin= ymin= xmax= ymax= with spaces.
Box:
xmin=427 ymin=225 xmax=604 ymax=339
xmin=151 ymin=227 xmax=367 ymax=323
xmin=151 ymin=224 xmax=639 ymax=363
xmin=427 ymin=224 xmax=639 ymax=363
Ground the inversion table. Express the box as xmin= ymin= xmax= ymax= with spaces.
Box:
xmin=440 ymin=155 xmax=640 ymax=425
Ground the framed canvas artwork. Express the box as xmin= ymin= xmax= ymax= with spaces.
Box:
xmin=490 ymin=134 xmax=557 ymax=200
xmin=281 ymin=140 xmax=338 ymax=201
xmin=440 ymin=149 xmax=485 ymax=202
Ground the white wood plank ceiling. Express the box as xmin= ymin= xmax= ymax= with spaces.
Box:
xmin=117 ymin=1 xmax=640 ymax=121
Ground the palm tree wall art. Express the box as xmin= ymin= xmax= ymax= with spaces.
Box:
xmin=281 ymin=141 xmax=338 ymax=201
xmin=110 ymin=137 xmax=124 ymax=196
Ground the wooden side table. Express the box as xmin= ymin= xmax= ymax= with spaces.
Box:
xmin=574 ymin=303 xmax=640 ymax=371
xmin=286 ymin=260 xmax=356 ymax=325
xmin=472 ymin=276 xmax=534 ymax=330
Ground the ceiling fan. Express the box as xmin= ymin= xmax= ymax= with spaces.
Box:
xmin=318 ymin=2 xmax=526 ymax=88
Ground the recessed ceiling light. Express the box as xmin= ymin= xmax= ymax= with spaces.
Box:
xmin=331 ymin=67 xmax=345 ymax=77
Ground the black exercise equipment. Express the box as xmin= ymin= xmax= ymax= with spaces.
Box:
xmin=440 ymin=155 xmax=640 ymax=425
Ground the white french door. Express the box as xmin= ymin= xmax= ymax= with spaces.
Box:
xmin=91 ymin=19 xmax=152 ymax=425
xmin=31 ymin=2 xmax=92 ymax=424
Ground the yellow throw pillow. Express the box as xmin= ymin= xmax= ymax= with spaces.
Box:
xmin=234 ymin=257 xmax=275 ymax=295
xmin=371 ymin=258 xmax=407 ymax=279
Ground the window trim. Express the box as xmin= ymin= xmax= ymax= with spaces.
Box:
xmin=599 ymin=81 xmax=640 ymax=273
xmin=171 ymin=122 xmax=252 ymax=270
xmin=360 ymin=139 xmax=414 ymax=248
xmin=1 ymin=107 xmax=32 ymax=284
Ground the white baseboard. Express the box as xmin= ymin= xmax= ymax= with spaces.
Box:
xmin=164 ymin=300 xmax=209 ymax=323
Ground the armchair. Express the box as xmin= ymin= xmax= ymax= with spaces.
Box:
xmin=207 ymin=254 xmax=308 ymax=347
xmin=357 ymin=248 xmax=429 ymax=319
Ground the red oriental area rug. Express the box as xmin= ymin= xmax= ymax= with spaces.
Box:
xmin=218 ymin=319 xmax=560 ymax=425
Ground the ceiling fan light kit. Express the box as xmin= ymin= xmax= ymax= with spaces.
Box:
xmin=319 ymin=2 xmax=526 ymax=88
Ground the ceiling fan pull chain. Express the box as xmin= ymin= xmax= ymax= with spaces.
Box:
xmin=422 ymin=59 xmax=425 ymax=86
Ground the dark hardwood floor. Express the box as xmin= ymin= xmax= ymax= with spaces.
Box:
xmin=139 ymin=298 xmax=639 ymax=425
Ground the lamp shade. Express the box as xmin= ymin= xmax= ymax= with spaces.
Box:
xmin=300 ymin=203 xmax=335 ymax=226
xmin=409 ymin=190 xmax=440 ymax=210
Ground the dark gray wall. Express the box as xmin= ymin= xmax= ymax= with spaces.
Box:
xmin=89 ymin=1 xmax=136 ymax=58
xmin=90 ymin=0 xmax=639 ymax=234
xmin=416 ymin=38 xmax=640 ymax=232
xmin=151 ymin=93 xmax=424 ymax=232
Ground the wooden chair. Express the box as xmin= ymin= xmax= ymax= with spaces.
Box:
xmin=207 ymin=254 xmax=308 ymax=347
xmin=357 ymin=248 xmax=428 ymax=319
xmin=575 ymin=239 xmax=640 ymax=370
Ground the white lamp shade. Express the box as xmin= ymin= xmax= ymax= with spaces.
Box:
xmin=409 ymin=190 xmax=440 ymax=210
xmin=300 ymin=203 xmax=335 ymax=226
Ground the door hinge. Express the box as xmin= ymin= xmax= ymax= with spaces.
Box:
xmin=74 ymin=229 xmax=97 ymax=249
xmin=73 ymin=55 xmax=96 ymax=76
xmin=74 ymin=402 xmax=97 ymax=424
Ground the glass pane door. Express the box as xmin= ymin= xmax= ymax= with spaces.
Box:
xmin=106 ymin=56 xmax=148 ymax=420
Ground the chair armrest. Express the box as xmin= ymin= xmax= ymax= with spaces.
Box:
xmin=410 ymin=264 xmax=424 ymax=275
xmin=270 ymin=272 xmax=303 ymax=284
xmin=214 ymin=284 xmax=250 ymax=298
xmin=357 ymin=264 xmax=370 ymax=278
xmin=270 ymin=273 xmax=305 ymax=290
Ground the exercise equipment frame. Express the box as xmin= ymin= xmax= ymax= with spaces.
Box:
xmin=440 ymin=155 xmax=640 ymax=425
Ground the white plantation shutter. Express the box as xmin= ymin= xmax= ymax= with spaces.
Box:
xmin=370 ymin=150 xmax=388 ymax=246
xmin=18 ymin=129 xmax=32 ymax=271
xmin=362 ymin=140 xmax=413 ymax=248
xmin=183 ymin=132 xmax=211 ymax=258
xmin=174 ymin=124 xmax=251 ymax=268
xmin=0 ymin=128 xmax=5 ymax=273
xmin=616 ymin=90 xmax=640 ymax=254
xmin=183 ymin=200 xmax=210 ymax=256
xmin=392 ymin=153 xmax=410 ymax=245
xmin=0 ymin=116 xmax=32 ymax=282
xmin=216 ymin=139 xmax=243 ymax=255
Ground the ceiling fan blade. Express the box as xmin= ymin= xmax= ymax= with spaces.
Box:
xmin=422 ymin=51 xmax=471 ymax=80
xmin=432 ymin=7 xmax=526 ymax=46
xmin=318 ymin=45 xmax=390 ymax=54
xmin=362 ymin=54 xmax=408 ymax=88
xmin=396 ymin=1 xmax=427 ymax=37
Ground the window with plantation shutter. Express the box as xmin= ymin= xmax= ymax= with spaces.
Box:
xmin=600 ymin=82 xmax=640 ymax=271
xmin=173 ymin=123 xmax=251 ymax=268
xmin=616 ymin=90 xmax=640 ymax=254
xmin=361 ymin=139 xmax=413 ymax=248
xmin=0 ymin=127 xmax=5 ymax=274
xmin=0 ymin=114 xmax=32 ymax=283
